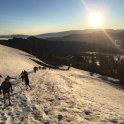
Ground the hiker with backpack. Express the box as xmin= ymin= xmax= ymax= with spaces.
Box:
xmin=33 ymin=66 xmax=38 ymax=73
xmin=0 ymin=76 xmax=16 ymax=105
xmin=23 ymin=70 xmax=32 ymax=90
xmin=20 ymin=71 xmax=25 ymax=82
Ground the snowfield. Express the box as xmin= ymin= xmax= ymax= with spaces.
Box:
xmin=0 ymin=45 xmax=39 ymax=76
xmin=0 ymin=44 xmax=124 ymax=124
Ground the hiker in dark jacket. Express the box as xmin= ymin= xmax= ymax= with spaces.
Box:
xmin=23 ymin=70 xmax=32 ymax=90
xmin=33 ymin=67 xmax=38 ymax=73
xmin=0 ymin=76 xmax=15 ymax=105
xmin=39 ymin=66 xmax=41 ymax=70
xmin=20 ymin=71 xmax=25 ymax=82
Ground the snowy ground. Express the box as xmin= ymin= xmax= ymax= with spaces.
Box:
xmin=0 ymin=45 xmax=124 ymax=124
xmin=0 ymin=45 xmax=40 ymax=76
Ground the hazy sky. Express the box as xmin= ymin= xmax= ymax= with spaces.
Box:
xmin=0 ymin=0 xmax=124 ymax=35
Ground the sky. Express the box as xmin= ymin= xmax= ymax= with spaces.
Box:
xmin=0 ymin=0 xmax=124 ymax=35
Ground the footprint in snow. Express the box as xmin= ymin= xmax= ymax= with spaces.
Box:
xmin=84 ymin=110 xmax=93 ymax=121
xmin=109 ymin=118 xmax=118 ymax=124
xmin=1 ymin=115 xmax=7 ymax=122
xmin=31 ymin=106 xmax=42 ymax=121
xmin=44 ymin=121 xmax=50 ymax=124
xmin=84 ymin=110 xmax=92 ymax=115
xmin=57 ymin=114 xmax=63 ymax=121
xmin=44 ymin=108 xmax=50 ymax=115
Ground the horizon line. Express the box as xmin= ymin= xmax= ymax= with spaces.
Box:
xmin=0 ymin=28 xmax=124 ymax=36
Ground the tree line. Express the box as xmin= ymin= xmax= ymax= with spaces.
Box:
xmin=47 ymin=53 xmax=124 ymax=85
xmin=72 ymin=53 xmax=124 ymax=85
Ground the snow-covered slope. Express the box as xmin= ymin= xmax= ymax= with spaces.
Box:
xmin=0 ymin=45 xmax=124 ymax=124
xmin=0 ymin=45 xmax=38 ymax=76
xmin=28 ymin=69 xmax=124 ymax=124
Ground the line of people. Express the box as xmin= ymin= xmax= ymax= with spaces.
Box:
xmin=33 ymin=66 xmax=44 ymax=73
xmin=0 ymin=65 xmax=65 ymax=107
xmin=0 ymin=70 xmax=31 ymax=107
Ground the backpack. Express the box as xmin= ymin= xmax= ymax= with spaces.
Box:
xmin=2 ymin=81 xmax=11 ymax=92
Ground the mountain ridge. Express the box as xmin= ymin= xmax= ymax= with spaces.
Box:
xmin=0 ymin=29 xmax=124 ymax=39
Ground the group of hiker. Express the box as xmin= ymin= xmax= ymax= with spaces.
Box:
xmin=33 ymin=66 xmax=46 ymax=73
xmin=0 ymin=70 xmax=31 ymax=106
xmin=0 ymin=64 xmax=72 ymax=106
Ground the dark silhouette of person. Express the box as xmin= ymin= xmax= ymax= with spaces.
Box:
xmin=33 ymin=66 xmax=38 ymax=73
xmin=0 ymin=76 xmax=15 ymax=105
xmin=42 ymin=66 xmax=46 ymax=70
xmin=20 ymin=71 xmax=25 ymax=82
xmin=23 ymin=70 xmax=32 ymax=90
xmin=39 ymin=66 xmax=41 ymax=70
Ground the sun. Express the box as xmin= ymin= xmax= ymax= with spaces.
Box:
xmin=89 ymin=12 xmax=103 ymax=28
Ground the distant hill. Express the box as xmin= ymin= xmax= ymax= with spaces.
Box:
xmin=0 ymin=34 xmax=29 ymax=39
xmin=0 ymin=30 xmax=87 ymax=39
xmin=48 ymin=30 xmax=124 ymax=49
xmin=0 ymin=35 xmax=122 ymax=58
xmin=48 ymin=30 xmax=124 ymax=41
xmin=0 ymin=29 xmax=123 ymax=39
xmin=0 ymin=29 xmax=124 ymax=56
xmin=35 ymin=30 xmax=93 ymax=39
xmin=36 ymin=29 xmax=124 ymax=39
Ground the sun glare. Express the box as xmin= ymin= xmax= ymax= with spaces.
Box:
xmin=89 ymin=12 xmax=103 ymax=28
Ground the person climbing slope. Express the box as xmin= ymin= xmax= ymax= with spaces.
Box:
xmin=0 ymin=76 xmax=16 ymax=105
xmin=20 ymin=71 xmax=25 ymax=82
xmin=23 ymin=70 xmax=32 ymax=90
